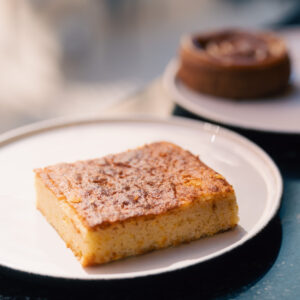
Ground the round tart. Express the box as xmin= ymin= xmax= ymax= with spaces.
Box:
xmin=177 ymin=29 xmax=291 ymax=99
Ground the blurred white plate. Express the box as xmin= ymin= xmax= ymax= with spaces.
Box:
xmin=0 ymin=116 xmax=282 ymax=280
xmin=163 ymin=29 xmax=300 ymax=134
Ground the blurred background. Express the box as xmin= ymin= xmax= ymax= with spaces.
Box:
xmin=0 ymin=0 xmax=299 ymax=133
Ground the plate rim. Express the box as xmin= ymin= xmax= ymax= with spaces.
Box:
xmin=163 ymin=59 xmax=300 ymax=135
xmin=0 ymin=115 xmax=283 ymax=280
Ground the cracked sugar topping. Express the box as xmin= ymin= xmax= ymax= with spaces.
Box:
xmin=35 ymin=142 xmax=233 ymax=228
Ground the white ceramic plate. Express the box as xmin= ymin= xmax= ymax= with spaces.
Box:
xmin=163 ymin=29 xmax=300 ymax=134
xmin=0 ymin=116 xmax=282 ymax=280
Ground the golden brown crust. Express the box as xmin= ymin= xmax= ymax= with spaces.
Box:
xmin=34 ymin=142 xmax=233 ymax=228
xmin=177 ymin=29 xmax=291 ymax=99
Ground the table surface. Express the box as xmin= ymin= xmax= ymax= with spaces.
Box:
xmin=1 ymin=1 xmax=300 ymax=299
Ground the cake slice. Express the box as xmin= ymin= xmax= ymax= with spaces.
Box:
xmin=34 ymin=141 xmax=238 ymax=266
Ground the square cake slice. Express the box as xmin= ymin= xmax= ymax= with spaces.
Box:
xmin=34 ymin=142 xmax=238 ymax=266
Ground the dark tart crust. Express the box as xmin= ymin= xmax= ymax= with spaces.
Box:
xmin=178 ymin=29 xmax=291 ymax=99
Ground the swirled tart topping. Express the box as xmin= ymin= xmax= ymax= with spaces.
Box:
xmin=193 ymin=30 xmax=281 ymax=65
